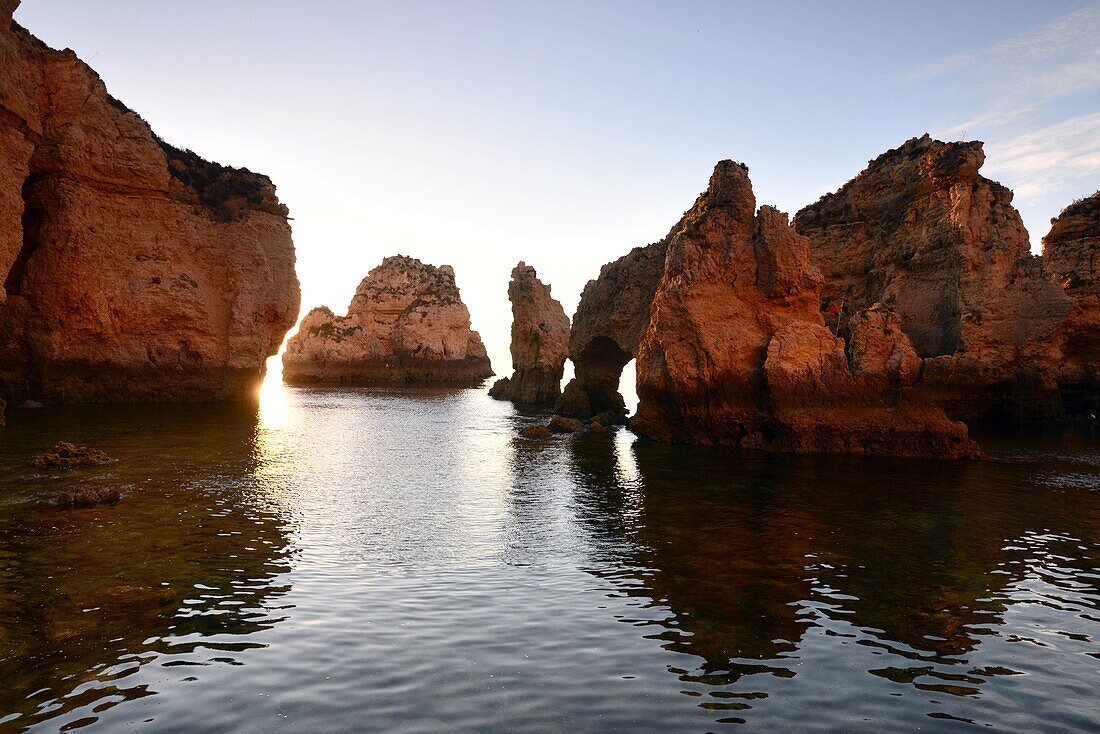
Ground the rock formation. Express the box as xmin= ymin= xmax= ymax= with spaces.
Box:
xmin=555 ymin=241 xmax=668 ymax=419
xmin=0 ymin=2 xmax=300 ymax=421
xmin=629 ymin=160 xmax=978 ymax=457
xmin=488 ymin=262 xmax=570 ymax=404
xmin=282 ymin=256 xmax=493 ymax=384
xmin=1043 ymin=191 xmax=1100 ymax=419
xmin=794 ymin=135 xmax=1072 ymax=421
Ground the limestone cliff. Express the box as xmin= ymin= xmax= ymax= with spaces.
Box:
xmin=1043 ymin=191 xmax=1100 ymax=419
xmin=0 ymin=2 xmax=300 ymax=417
xmin=794 ymin=135 xmax=1072 ymax=421
xmin=282 ymin=256 xmax=493 ymax=384
xmin=489 ymin=262 xmax=569 ymax=404
xmin=629 ymin=160 xmax=977 ymax=457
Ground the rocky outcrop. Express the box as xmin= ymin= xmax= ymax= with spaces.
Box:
xmin=1043 ymin=191 xmax=1100 ymax=419
xmin=761 ymin=320 xmax=978 ymax=457
xmin=489 ymin=262 xmax=570 ymax=404
xmin=555 ymin=241 xmax=668 ymax=419
xmin=794 ymin=135 xmax=1072 ymax=421
xmin=27 ymin=442 xmax=111 ymax=469
xmin=0 ymin=3 xmax=300 ymax=417
xmin=282 ymin=256 xmax=493 ymax=384
xmin=847 ymin=305 xmax=923 ymax=386
xmin=628 ymin=160 xmax=977 ymax=457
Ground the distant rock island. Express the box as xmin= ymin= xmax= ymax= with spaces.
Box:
xmin=0 ymin=0 xmax=300 ymax=423
xmin=489 ymin=262 xmax=570 ymax=405
xmin=282 ymin=256 xmax=493 ymax=385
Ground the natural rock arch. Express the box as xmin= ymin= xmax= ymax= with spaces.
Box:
xmin=554 ymin=241 xmax=667 ymax=419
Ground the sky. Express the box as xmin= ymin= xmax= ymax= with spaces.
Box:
xmin=14 ymin=0 xmax=1100 ymax=377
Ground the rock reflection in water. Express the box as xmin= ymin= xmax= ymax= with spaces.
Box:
xmin=0 ymin=405 xmax=294 ymax=731
xmin=564 ymin=431 xmax=1100 ymax=727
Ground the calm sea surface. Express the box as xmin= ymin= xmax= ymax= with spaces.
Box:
xmin=0 ymin=380 xmax=1097 ymax=733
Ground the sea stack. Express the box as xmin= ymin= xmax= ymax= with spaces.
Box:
xmin=489 ymin=262 xmax=570 ymax=404
xmin=629 ymin=161 xmax=978 ymax=458
xmin=0 ymin=1 xmax=300 ymax=419
xmin=793 ymin=135 xmax=1072 ymax=421
xmin=1043 ymin=191 xmax=1100 ymax=419
xmin=282 ymin=256 xmax=493 ymax=384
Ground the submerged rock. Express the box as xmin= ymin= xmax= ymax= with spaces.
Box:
xmin=625 ymin=160 xmax=977 ymax=458
xmin=0 ymin=2 xmax=300 ymax=416
xmin=28 ymin=442 xmax=112 ymax=470
xmin=48 ymin=484 xmax=122 ymax=509
xmin=519 ymin=425 xmax=553 ymax=440
xmin=282 ymin=256 xmax=493 ymax=384
xmin=794 ymin=135 xmax=1072 ymax=421
xmin=548 ymin=415 xmax=584 ymax=434
xmin=489 ymin=262 xmax=570 ymax=404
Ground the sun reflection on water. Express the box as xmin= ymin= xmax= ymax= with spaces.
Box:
xmin=258 ymin=355 xmax=290 ymax=431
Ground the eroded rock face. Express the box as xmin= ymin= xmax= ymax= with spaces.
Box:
xmin=282 ymin=256 xmax=492 ymax=384
xmin=489 ymin=262 xmax=570 ymax=404
xmin=794 ymin=135 xmax=1072 ymax=421
xmin=848 ymin=304 xmax=922 ymax=387
xmin=0 ymin=3 xmax=300 ymax=414
xmin=763 ymin=320 xmax=978 ymax=457
xmin=628 ymin=161 xmax=976 ymax=457
xmin=555 ymin=240 xmax=668 ymax=418
xmin=1043 ymin=191 xmax=1100 ymax=418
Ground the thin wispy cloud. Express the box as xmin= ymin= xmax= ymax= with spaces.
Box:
xmin=906 ymin=4 xmax=1100 ymax=90
xmin=906 ymin=1 xmax=1100 ymax=225
xmin=985 ymin=112 xmax=1100 ymax=200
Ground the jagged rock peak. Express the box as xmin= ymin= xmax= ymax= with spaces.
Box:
xmin=630 ymin=159 xmax=975 ymax=457
xmin=794 ymin=134 xmax=1071 ymax=421
xmin=489 ymin=262 xmax=570 ymax=405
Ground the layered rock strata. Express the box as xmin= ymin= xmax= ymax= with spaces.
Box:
xmin=489 ymin=262 xmax=570 ymax=404
xmin=1043 ymin=191 xmax=1100 ymax=419
xmin=793 ymin=135 xmax=1072 ymax=421
xmin=0 ymin=2 xmax=300 ymax=420
xmin=629 ymin=161 xmax=978 ymax=457
xmin=282 ymin=256 xmax=492 ymax=384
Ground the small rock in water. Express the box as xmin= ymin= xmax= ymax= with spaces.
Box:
xmin=50 ymin=485 xmax=122 ymax=508
xmin=589 ymin=421 xmax=607 ymax=433
xmin=519 ymin=425 xmax=553 ymax=440
xmin=19 ymin=400 xmax=43 ymax=409
xmin=548 ymin=416 xmax=583 ymax=434
xmin=28 ymin=442 xmax=112 ymax=470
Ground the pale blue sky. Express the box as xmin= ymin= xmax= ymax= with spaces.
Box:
xmin=15 ymin=1 xmax=1100 ymax=374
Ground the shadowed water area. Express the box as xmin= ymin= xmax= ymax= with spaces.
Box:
xmin=0 ymin=382 xmax=1097 ymax=733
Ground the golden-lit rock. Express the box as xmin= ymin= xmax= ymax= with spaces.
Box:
xmin=489 ymin=262 xmax=570 ymax=404
xmin=0 ymin=3 xmax=300 ymax=414
xmin=629 ymin=160 xmax=977 ymax=457
xmin=794 ymin=135 xmax=1072 ymax=421
xmin=282 ymin=256 xmax=492 ymax=384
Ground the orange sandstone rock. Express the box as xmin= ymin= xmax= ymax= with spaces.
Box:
xmin=1043 ymin=191 xmax=1100 ymax=419
xmin=794 ymin=135 xmax=1072 ymax=421
xmin=282 ymin=256 xmax=492 ymax=384
xmin=489 ymin=262 xmax=570 ymax=404
xmin=628 ymin=160 xmax=976 ymax=457
xmin=0 ymin=3 xmax=300 ymax=415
